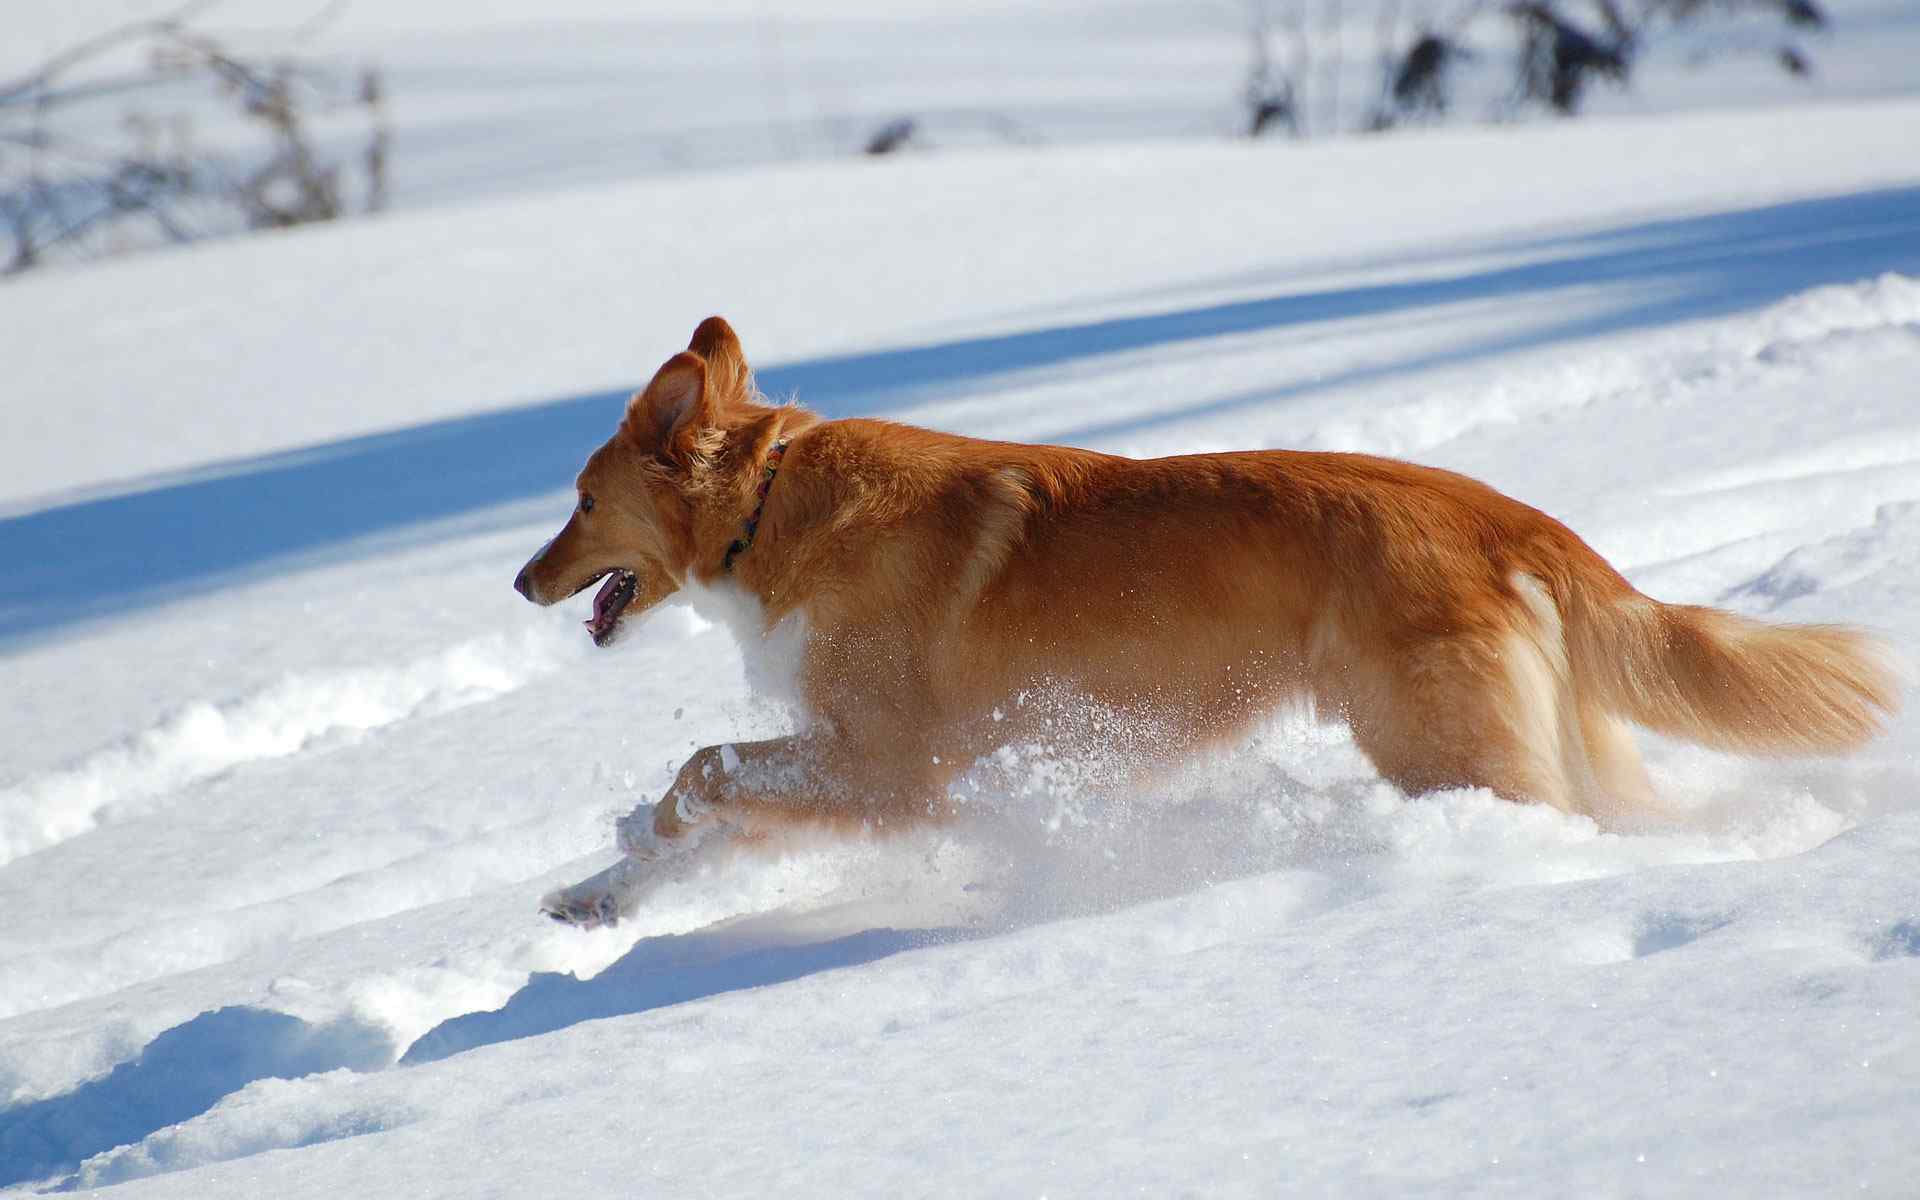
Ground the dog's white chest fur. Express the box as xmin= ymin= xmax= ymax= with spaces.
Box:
xmin=677 ymin=575 xmax=809 ymax=708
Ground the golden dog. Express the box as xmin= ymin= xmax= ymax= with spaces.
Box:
xmin=516 ymin=317 xmax=1897 ymax=925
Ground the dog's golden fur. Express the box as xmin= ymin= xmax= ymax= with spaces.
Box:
xmin=517 ymin=317 xmax=1898 ymax=861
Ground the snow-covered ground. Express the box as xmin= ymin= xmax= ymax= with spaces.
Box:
xmin=5 ymin=6 xmax=1920 ymax=1196
xmin=10 ymin=0 xmax=1920 ymax=244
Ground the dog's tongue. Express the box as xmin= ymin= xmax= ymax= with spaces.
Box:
xmin=587 ymin=573 xmax=624 ymax=636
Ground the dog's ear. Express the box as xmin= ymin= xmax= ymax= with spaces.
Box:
xmin=687 ymin=316 xmax=750 ymax=401
xmin=627 ymin=351 xmax=714 ymax=466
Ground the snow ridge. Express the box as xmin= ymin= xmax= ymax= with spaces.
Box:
xmin=1305 ymin=273 xmax=1920 ymax=460
xmin=0 ymin=626 xmax=581 ymax=867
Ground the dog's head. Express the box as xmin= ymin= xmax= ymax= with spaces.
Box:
xmin=512 ymin=316 xmax=771 ymax=645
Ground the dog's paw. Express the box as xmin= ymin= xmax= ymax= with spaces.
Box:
xmin=538 ymin=888 xmax=619 ymax=930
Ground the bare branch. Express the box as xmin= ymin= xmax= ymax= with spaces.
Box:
xmin=0 ymin=0 xmax=218 ymax=108
xmin=2 ymin=0 xmax=383 ymax=276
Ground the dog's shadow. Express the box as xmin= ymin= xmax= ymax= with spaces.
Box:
xmin=398 ymin=907 xmax=973 ymax=1068
xmin=397 ymin=764 xmax=1356 ymax=1071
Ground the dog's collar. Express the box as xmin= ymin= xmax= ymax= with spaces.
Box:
xmin=722 ymin=436 xmax=790 ymax=573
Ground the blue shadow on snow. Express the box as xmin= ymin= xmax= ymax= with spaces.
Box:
xmin=5 ymin=184 xmax=1920 ymax=647
xmin=0 ymin=1006 xmax=391 ymax=1189
xmin=0 ymin=921 xmax=957 ymax=1188
xmin=401 ymin=917 xmax=967 ymax=1067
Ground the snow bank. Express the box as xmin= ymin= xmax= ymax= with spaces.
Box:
xmin=66 ymin=1070 xmax=416 ymax=1192
xmin=1300 ymin=272 xmax=1920 ymax=461
xmin=6 ymin=103 xmax=1920 ymax=512
xmin=0 ymin=626 xmax=580 ymax=868
xmin=0 ymin=1009 xmax=390 ymax=1190
xmin=46 ymin=806 xmax=1920 ymax=1197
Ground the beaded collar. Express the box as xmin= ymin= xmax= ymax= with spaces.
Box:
xmin=721 ymin=437 xmax=790 ymax=572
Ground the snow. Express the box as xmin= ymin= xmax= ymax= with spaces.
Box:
xmin=6 ymin=4 xmax=1920 ymax=1196
xmin=11 ymin=0 xmax=1920 ymax=215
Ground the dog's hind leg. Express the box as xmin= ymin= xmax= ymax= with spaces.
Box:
xmin=1577 ymin=703 xmax=1655 ymax=817
xmin=1341 ymin=628 xmax=1581 ymax=813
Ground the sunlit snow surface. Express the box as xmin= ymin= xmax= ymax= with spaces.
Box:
xmin=4 ymin=10 xmax=1920 ymax=1195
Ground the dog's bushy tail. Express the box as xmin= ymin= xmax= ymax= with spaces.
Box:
xmin=1568 ymin=588 xmax=1900 ymax=754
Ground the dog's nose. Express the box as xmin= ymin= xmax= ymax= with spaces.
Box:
xmin=513 ymin=564 xmax=533 ymax=600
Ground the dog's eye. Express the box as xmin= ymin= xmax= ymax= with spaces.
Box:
xmin=580 ymin=494 xmax=595 ymax=514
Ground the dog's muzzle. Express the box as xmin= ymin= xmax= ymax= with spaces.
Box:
xmin=514 ymin=538 xmax=555 ymax=603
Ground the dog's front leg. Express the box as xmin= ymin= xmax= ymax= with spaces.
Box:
xmin=544 ymin=735 xmax=943 ymax=928
xmin=538 ymin=836 xmax=734 ymax=928
xmin=539 ymin=856 xmax=649 ymax=929
xmin=610 ymin=740 xmax=743 ymax=862
xmin=540 ymin=740 xmax=811 ymax=929
xmin=622 ymin=735 xmax=817 ymax=856
xmin=540 ymin=743 xmax=793 ymax=929
xmin=628 ymin=733 xmax=940 ymax=853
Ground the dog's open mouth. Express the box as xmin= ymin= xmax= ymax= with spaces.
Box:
xmin=585 ymin=570 xmax=637 ymax=646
